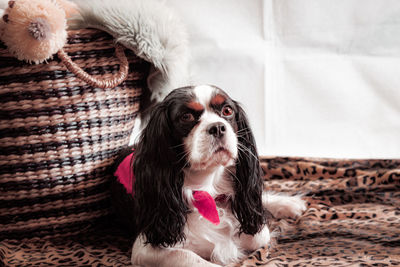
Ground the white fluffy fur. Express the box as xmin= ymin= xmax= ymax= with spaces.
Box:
xmin=263 ymin=192 xmax=307 ymax=219
xmin=70 ymin=0 xmax=191 ymax=102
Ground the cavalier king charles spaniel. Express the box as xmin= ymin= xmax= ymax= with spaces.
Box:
xmin=113 ymin=85 xmax=306 ymax=266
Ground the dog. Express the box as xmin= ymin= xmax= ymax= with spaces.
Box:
xmin=114 ymin=85 xmax=306 ymax=266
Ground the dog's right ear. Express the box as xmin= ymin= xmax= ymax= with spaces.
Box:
xmin=133 ymin=101 xmax=189 ymax=247
xmin=231 ymin=101 xmax=266 ymax=235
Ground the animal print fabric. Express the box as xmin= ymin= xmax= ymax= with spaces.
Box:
xmin=236 ymin=157 xmax=400 ymax=266
xmin=1 ymin=157 xmax=399 ymax=266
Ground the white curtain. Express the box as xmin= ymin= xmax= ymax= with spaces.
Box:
xmin=166 ymin=0 xmax=400 ymax=158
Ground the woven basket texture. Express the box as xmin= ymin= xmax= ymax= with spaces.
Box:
xmin=0 ymin=29 xmax=150 ymax=240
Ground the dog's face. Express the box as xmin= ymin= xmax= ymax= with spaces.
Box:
xmin=168 ymin=85 xmax=238 ymax=170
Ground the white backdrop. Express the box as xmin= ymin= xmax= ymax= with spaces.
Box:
xmin=167 ymin=0 xmax=400 ymax=158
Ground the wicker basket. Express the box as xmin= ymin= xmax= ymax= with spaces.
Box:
xmin=0 ymin=29 xmax=150 ymax=240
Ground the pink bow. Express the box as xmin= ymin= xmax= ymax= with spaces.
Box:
xmin=192 ymin=191 xmax=220 ymax=225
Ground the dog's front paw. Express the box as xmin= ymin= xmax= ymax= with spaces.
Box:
xmin=264 ymin=193 xmax=307 ymax=220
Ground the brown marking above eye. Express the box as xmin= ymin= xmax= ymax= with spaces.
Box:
xmin=187 ymin=101 xmax=204 ymax=111
xmin=211 ymin=94 xmax=226 ymax=106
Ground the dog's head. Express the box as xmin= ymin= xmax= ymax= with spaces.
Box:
xmin=172 ymin=85 xmax=239 ymax=170
xmin=134 ymin=85 xmax=265 ymax=247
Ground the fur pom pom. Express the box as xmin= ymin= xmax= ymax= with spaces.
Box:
xmin=0 ymin=0 xmax=68 ymax=64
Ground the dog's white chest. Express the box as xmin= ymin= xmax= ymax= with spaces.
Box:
xmin=182 ymin=206 xmax=244 ymax=265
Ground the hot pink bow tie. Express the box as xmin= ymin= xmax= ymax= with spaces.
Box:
xmin=192 ymin=191 xmax=220 ymax=225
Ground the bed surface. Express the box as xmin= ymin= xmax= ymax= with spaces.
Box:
xmin=1 ymin=157 xmax=399 ymax=266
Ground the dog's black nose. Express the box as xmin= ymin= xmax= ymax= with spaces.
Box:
xmin=207 ymin=122 xmax=226 ymax=138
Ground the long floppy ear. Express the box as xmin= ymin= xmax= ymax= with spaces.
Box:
xmin=133 ymin=102 xmax=189 ymax=247
xmin=231 ymin=102 xmax=266 ymax=235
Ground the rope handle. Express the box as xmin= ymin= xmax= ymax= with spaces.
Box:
xmin=57 ymin=44 xmax=129 ymax=89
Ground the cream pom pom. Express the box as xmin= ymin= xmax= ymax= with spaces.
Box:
xmin=1 ymin=0 xmax=67 ymax=64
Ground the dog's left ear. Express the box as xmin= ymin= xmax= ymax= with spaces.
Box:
xmin=231 ymin=102 xmax=265 ymax=235
xmin=133 ymin=101 xmax=189 ymax=248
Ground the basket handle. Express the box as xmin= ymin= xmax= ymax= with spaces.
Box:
xmin=57 ymin=44 xmax=129 ymax=89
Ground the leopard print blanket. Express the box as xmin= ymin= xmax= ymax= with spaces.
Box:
xmin=1 ymin=157 xmax=399 ymax=266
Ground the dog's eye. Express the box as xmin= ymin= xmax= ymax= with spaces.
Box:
xmin=222 ymin=105 xmax=234 ymax=117
xmin=180 ymin=113 xmax=195 ymax=122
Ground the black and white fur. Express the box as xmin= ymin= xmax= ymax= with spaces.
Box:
xmin=131 ymin=85 xmax=306 ymax=266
